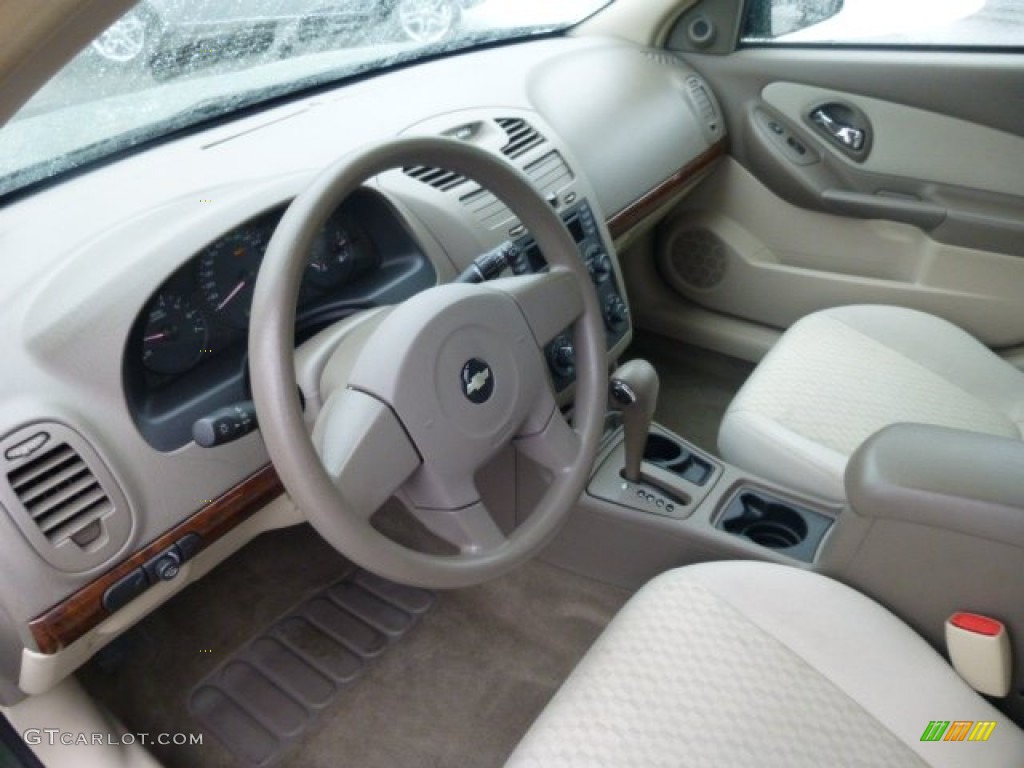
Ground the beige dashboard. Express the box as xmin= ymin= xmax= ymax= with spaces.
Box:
xmin=0 ymin=34 xmax=725 ymax=702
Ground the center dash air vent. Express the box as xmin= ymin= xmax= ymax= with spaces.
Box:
xmin=1 ymin=423 xmax=132 ymax=572
xmin=402 ymin=165 xmax=468 ymax=192
xmin=497 ymin=118 xmax=545 ymax=159
xmin=9 ymin=443 xmax=112 ymax=545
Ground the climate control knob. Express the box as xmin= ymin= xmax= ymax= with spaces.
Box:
xmin=547 ymin=335 xmax=576 ymax=379
xmin=584 ymin=246 xmax=612 ymax=285
xmin=603 ymin=295 xmax=629 ymax=333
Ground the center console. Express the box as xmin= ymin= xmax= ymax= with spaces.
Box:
xmin=509 ymin=200 xmax=630 ymax=393
xmin=530 ymin=356 xmax=844 ymax=589
xmin=526 ymin=361 xmax=1024 ymax=724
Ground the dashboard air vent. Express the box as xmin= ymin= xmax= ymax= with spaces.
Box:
xmin=1 ymin=422 xmax=132 ymax=572
xmin=460 ymin=150 xmax=576 ymax=230
xmin=402 ymin=165 xmax=468 ymax=192
xmin=684 ymin=75 xmax=724 ymax=140
xmin=643 ymin=50 xmax=683 ymax=68
xmin=497 ymin=117 xmax=544 ymax=159
xmin=525 ymin=151 xmax=574 ymax=193
xmin=7 ymin=443 xmax=112 ymax=545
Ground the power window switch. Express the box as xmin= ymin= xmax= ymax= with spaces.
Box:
xmin=945 ymin=612 xmax=1012 ymax=697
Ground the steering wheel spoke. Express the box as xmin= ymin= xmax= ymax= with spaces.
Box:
xmin=489 ymin=270 xmax=584 ymax=347
xmin=514 ymin=390 xmax=582 ymax=475
xmin=313 ymin=388 xmax=421 ymax=520
xmin=405 ymin=497 xmax=507 ymax=555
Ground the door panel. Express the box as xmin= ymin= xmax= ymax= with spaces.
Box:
xmin=762 ymin=82 xmax=1024 ymax=198
xmin=650 ymin=159 xmax=1024 ymax=346
xmin=638 ymin=44 xmax=1024 ymax=357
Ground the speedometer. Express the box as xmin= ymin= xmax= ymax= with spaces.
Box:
xmin=197 ymin=228 xmax=269 ymax=329
xmin=142 ymin=293 xmax=208 ymax=375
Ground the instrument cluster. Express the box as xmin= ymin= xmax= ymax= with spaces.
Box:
xmin=141 ymin=206 xmax=370 ymax=377
xmin=124 ymin=189 xmax=438 ymax=452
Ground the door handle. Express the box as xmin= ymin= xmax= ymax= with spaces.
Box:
xmin=810 ymin=107 xmax=865 ymax=151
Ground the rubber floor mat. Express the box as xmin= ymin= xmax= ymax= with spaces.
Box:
xmin=188 ymin=570 xmax=435 ymax=767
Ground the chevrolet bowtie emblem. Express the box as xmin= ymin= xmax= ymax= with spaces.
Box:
xmin=467 ymin=369 xmax=490 ymax=396
xmin=461 ymin=359 xmax=495 ymax=404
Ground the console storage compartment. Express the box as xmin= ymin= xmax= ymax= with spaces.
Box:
xmin=846 ymin=423 xmax=1024 ymax=547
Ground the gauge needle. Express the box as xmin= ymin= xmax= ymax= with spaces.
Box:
xmin=217 ymin=280 xmax=247 ymax=312
xmin=144 ymin=331 xmax=169 ymax=343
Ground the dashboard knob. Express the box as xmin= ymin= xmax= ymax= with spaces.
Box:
xmin=584 ymin=246 xmax=612 ymax=284
xmin=603 ymin=295 xmax=629 ymax=333
xmin=146 ymin=549 xmax=182 ymax=582
xmin=547 ymin=335 xmax=576 ymax=378
xmin=155 ymin=556 xmax=181 ymax=581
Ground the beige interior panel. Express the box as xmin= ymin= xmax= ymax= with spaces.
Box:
xmin=4 ymin=678 xmax=163 ymax=768
xmin=763 ymin=82 xmax=1024 ymax=198
xmin=657 ymin=158 xmax=1024 ymax=348
xmin=620 ymin=229 xmax=782 ymax=362
xmin=18 ymin=495 xmax=302 ymax=697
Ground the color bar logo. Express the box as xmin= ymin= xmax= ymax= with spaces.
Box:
xmin=921 ymin=721 xmax=997 ymax=742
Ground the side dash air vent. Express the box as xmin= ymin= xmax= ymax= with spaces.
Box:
xmin=684 ymin=75 xmax=724 ymax=141
xmin=497 ymin=117 xmax=545 ymax=159
xmin=8 ymin=443 xmax=111 ymax=545
xmin=643 ymin=50 xmax=684 ymax=68
xmin=402 ymin=165 xmax=468 ymax=192
xmin=1 ymin=423 xmax=132 ymax=572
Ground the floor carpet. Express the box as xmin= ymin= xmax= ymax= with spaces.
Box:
xmin=79 ymin=334 xmax=747 ymax=766
xmin=79 ymin=524 xmax=629 ymax=768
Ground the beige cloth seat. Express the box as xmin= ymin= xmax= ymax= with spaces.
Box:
xmin=717 ymin=305 xmax=1024 ymax=503
xmin=505 ymin=561 xmax=1024 ymax=767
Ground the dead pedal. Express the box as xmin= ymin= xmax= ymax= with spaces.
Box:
xmin=188 ymin=570 xmax=435 ymax=766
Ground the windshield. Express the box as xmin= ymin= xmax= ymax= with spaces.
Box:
xmin=0 ymin=0 xmax=610 ymax=198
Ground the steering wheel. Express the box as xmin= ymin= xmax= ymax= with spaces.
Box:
xmin=249 ymin=137 xmax=606 ymax=589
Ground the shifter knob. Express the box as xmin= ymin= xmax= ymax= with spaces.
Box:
xmin=609 ymin=359 xmax=659 ymax=483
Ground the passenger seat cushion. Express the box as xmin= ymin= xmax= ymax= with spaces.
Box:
xmin=505 ymin=562 xmax=1023 ymax=768
xmin=718 ymin=306 xmax=1024 ymax=502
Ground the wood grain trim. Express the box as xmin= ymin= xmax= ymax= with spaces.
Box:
xmin=29 ymin=464 xmax=283 ymax=655
xmin=607 ymin=140 xmax=727 ymax=240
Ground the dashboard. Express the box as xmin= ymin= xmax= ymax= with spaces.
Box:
xmin=0 ymin=34 xmax=725 ymax=700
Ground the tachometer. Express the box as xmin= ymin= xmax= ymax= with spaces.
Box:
xmin=142 ymin=293 xmax=209 ymax=375
xmin=197 ymin=228 xmax=269 ymax=329
xmin=305 ymin=218 xmax=357 ymax=290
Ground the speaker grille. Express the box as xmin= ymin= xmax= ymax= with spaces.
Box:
xmin=667 ymin=228 xmax=727 ymax=290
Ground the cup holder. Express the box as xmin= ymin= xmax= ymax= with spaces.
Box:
xmin=642 ymin=434 xmax=713 ymax=486
xmin=717 ymin=490 xmax=833 ymax=563
xmin=725 ymin=497 xmax=808 ymax=547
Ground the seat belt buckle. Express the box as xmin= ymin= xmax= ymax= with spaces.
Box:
xmin=945 ymin=612 xmax=1012 ymax=697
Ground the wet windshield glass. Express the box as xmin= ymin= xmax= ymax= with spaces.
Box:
xmin=0 ymin=0 xmax=610 ymax=197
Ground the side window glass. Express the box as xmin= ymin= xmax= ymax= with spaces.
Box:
xmin=742 ymin=0 xmax=1024 ymax=47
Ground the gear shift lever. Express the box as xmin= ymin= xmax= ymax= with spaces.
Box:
xmin=609 ymin=359 xmax=659 ymax=483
